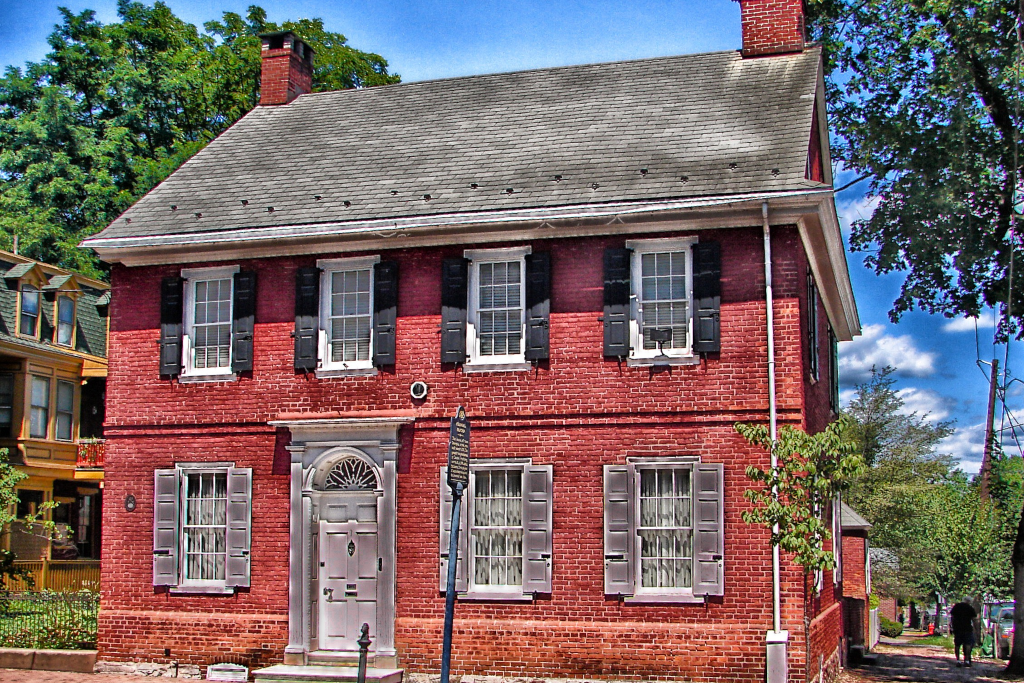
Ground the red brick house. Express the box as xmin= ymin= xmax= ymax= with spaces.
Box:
xmin=840 ymin=503 xmax=873 ymax=659
xmin=82 ymin=1 xmax=860 ymax=682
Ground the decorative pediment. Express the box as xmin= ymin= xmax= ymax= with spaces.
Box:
xmin=3 ymin=262 xmax=47 ymax=290
xmin=41 ymin=273 xmax=84 ymax=301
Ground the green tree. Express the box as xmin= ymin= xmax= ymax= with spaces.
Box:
xmin=0 ymin=2 xmax=399 ymax=277
xmin=805 ymin=0 xmax=1022 ymax=330
xmin=0 ymin=448 xmax=56 ymax=603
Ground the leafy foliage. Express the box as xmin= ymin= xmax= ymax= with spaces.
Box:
xmin=737 ymin=418 xmax=864 ymax=572
xmin=0 ymin=1 xmax=399 ymax=276
xmin=804 ymin=0 xmax=1023 ymax=332
xmin=0 ymin=447 xmax=58 ymax=610
xmin=879 ymin=614 xmax=905 ymax=638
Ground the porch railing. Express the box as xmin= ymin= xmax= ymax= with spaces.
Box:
xmin=76 ymin=439 xmax=105 ymax=468
xmin=5 ymin=560 xmax=100 ymax=592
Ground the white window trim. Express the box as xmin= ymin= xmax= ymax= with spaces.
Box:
xmin=461 ymin=458 xmax=534 ymax=601
xmin=624 ymin=455 xmax=704 ymax=604
xmin=464 ymin=246 xmax=531 ymax=370
xmin=625 ymin=237 xmax=697 ymax=365
xmin=173 ymin=462 xmax=234 ymax=593
xmin=180 ymin=266 xmax=239 ymax=381
xmin=316 ymin=256 xmax=380 ymax=375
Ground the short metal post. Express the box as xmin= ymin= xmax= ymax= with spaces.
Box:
xmin=440 ymin=482 xmax=464 ymax=683
xmin=357 ymin=623 xmax=371 ymax=683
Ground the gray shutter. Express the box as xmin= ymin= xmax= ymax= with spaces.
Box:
xmin=603 ymin=249 xmax=631 ymax=358
xmin=603 ymin=464 xmax=635 ymax=596
xmin=153 ymin=469 xmax=179 ymax=587
xmin=225 ymin=467 xmax=252 ymax=588
xmin=372 ymin=261 xmax=399 ymax=367
xmin=440 ymin=258 xmax=469 ymax=364
xmin=692 ymin=241 xmax=721 ymax=354
xmin=439 ymin=467 xmax=468 ymax=593
xmin=231 ymin=271 xmax=256 ymax=373
xmin=693 ymin=463 xmax=724 ymax=596
xmin=294 ymin=267 xmax=320 ymax=371
xmin=522 ymin=465 xmax=553 ymax=594
xmin=159 ymin=277 xmax=184 ymax=377
xmin=523 ymin=253 xmax=550 ymax=362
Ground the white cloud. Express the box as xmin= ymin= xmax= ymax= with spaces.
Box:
xmin=895 ymin=387 xmax=955 ymax=422
xmin=836 ymin=195 xmax=880 ymax=237
xmin=838 ymin=323 xmax=937 ymax=385
xmin=938 ymin=422 xmax=986 ymax=474
xmin=942 ymin=315 xmax=996 ymax=333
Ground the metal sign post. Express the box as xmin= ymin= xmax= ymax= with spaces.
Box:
xmin=441 ymin=406 xmax=470 ymax=683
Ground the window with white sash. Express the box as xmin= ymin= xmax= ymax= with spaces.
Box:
xmin=152 ymin=464 xmax=252 ymax=593
xmin=317 ymin=256 xmax=379 ymax=372
xmin=604 ymin=458 xmax=724 ymax=600
xmin=627 ymin=238 xmax=695 ymax=361
xmin=440 ymin=460 xmax=552 ymax=599
xmin=465 ymin=247 xmax=530 ymax=369
xmin=181 ymin=266 xmax=238 ymax=378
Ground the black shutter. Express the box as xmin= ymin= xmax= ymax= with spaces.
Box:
xmin=603 ymin=248 xmax=631 ymax=358
xmin=524 ymin=253 xmax=550 ymax=362
xmin=231 ymin=270 xmax=257 ymax=373
xmin=373 ymin=261 xmax=399 ymax=367
xmin=692 ymin=241 xmax=721 ymax=354
xmin=159 ymin=276 xmax=184 ymax=377
xmin=294 ymin=266 xmax=320 ymax=372
xmin=440 ymin=258 xmax=469 ymax=364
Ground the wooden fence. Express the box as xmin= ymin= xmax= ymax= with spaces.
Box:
xmin=6 ymin=560 xmax=100 ymax=592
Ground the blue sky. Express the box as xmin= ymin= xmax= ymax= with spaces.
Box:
xmin=1 ymin=0 xmax=1013 ymax=472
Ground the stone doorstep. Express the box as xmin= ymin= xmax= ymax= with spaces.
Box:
xmin=0 ymin=647 xmax=97 ymax=673
xmin=253 ymin=664 xmax=404 ymax=683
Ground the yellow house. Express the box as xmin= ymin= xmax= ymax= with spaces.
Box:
xmin=0 ymin=249 xmax=107 ymax=565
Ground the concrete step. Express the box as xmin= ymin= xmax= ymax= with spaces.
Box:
xmin=307 ymin=651 xmax=380 ymax=667
xmin=253 ymin=664 xmax=403 ymax=683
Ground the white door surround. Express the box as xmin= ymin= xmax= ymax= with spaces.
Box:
xmin=271 ymin=416 xmax=411 ymax=666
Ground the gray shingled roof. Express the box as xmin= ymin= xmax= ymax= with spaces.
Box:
xmin=841 ymin=502 xmax=872 ymax=531
xmin=89 ymin=47 xmax=824 ymax=243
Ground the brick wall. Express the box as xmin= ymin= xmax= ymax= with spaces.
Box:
xmin=739 ymin=0 xmax=806 ymax=57
xmin=100 ymin=225 xmax=839 ymax=681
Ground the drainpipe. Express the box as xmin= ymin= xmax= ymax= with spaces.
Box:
xmin=763 ymin=201 xmax=788 ymax=683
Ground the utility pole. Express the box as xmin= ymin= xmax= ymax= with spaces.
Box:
xmin=981 ymin=358 xmax=999 ymax=501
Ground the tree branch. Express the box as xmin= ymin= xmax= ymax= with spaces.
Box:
xmin=834 ymin=173 xmax=872 ymax=193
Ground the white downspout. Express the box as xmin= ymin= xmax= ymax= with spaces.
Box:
xmin=763 ymin=201 xmax=788 ymax=683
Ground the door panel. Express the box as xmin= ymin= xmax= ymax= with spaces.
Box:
xmin=319 ymin=521 xmax=378 ymax=651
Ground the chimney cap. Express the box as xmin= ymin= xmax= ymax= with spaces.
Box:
xmin=259 ymin=30 xmax=315 ymax=54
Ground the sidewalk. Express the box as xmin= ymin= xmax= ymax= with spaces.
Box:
xmin=840 ymin=631 xmax=1010 ymax=682
xmin=0 ymin=670 xmax=181 ymax=682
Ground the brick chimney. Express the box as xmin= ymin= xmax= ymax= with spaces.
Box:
xmin=736 ymin=0 xmax=806 ymax=57
xmin=259 ymin=31 xmax=313 ymax=106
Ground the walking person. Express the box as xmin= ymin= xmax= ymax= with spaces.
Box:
xmin=951 ymin=599 xmax=978 ymax=667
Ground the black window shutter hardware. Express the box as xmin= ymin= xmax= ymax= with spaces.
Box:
xmin=373 ymin=261 xmax=399 ymax=367
xmin=603 ymin=248 xmax=631 ymax=358
xmin=294 ymin=266 xmax=321 ymax=371
xmin=524 ymin=252 xmax=551 ymax=362
xmin=440 ymin=258 xmax=469 ymax=364
xmin=159 ymin=276 xmax=184 ymax=377
xmin=231 ymin=271 xmax=257 ymax=373
xmin=692 ymin=241 xmax=721 ymax=354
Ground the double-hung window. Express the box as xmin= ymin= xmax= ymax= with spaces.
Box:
xmin=55 ymin=380 xmax=74 ymax=442
xmin=440 ymin=460 xmax=552 ymax=599
xmin=153 ymin=464 xmax=252 ymax=592
xmin=604 ymin=458 xmax=724 ymax=600
xmin=159 ymin=265 xmax=255 ymax=381
xmin=0 ymin=374 xmax=13 ymax=437
xmin=317 ymin=257 xmax=379 ymax=373
xmin=29 ymin=376 xmax=49 ymax=439
xmin=465 ymin=247 xmax=529 ymax=369
xmin=628 ymin=238 xmax=695 ymax=361
xmin=183 ymin=267 xmax=236 ymax=377
xmin=20 ymin=285 xmax=39 ymax=337
xmin=807 ymin=273 xmax=820 ymax=380
xmin=56 ymin=296 xmax=75 ymax=346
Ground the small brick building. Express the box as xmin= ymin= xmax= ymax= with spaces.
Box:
xmin=82 ymin=2 xmax=861 ymax=682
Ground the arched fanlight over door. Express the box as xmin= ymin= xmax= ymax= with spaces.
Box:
xmin=324 ymin=457 xmax=378 ymax=491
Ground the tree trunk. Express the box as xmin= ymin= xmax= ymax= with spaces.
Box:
xmin=1006 ymin=500 xmax=1024 ymax=673
xmin=935 ymin=595 xmax=941 ymax=634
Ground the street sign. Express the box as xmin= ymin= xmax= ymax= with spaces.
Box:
xmin=441 ymin=406 xmax=470 ymax=683
xmin=447 ymin=406 xmax=470 ymax=487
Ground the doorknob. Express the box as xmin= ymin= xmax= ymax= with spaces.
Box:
xmin=323 ymin=587 xmax=334 ymax=603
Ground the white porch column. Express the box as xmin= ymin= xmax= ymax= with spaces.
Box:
xmin=285 ymin=444 xmax=308 ymax=664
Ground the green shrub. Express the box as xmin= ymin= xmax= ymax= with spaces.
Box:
xmin=869 ymin=593 xmax=880 ymax=610
xmin=880 ymin=615 xmax=904 ymax=638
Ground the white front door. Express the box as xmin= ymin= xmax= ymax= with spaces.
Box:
xmin=318 ymin=520 xmax=378 ymax=651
